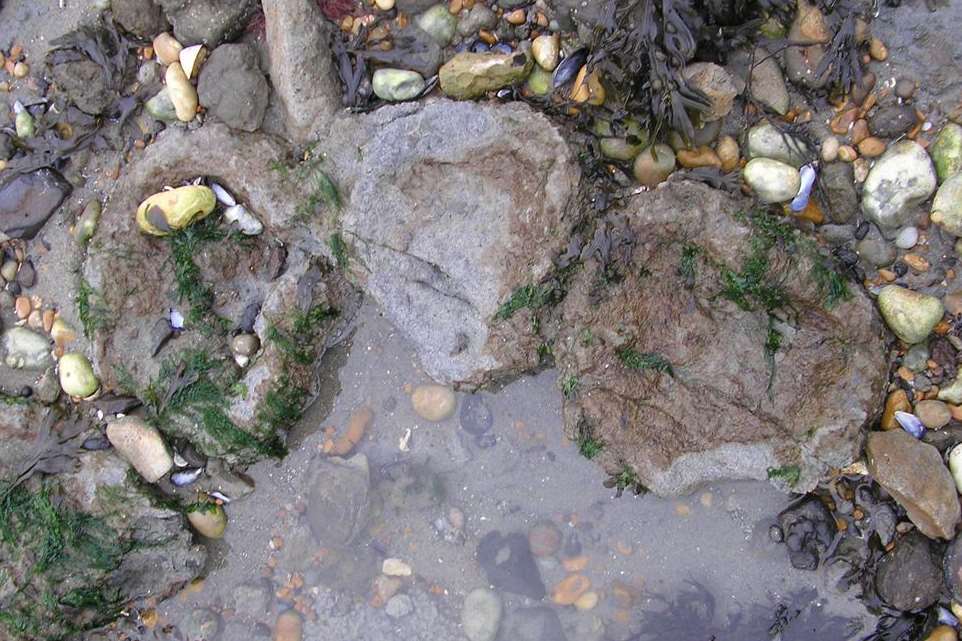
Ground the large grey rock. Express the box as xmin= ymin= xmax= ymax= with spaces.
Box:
xmin=867 ymin=430 xmax=961 ymax=540
xmin=81 ymin=123 xmax=356 ymax=462
xmin=555 ymin=181 xmax=888 ymax=496
xmin=861 ymin=141 xmax=937 ymax=231
xmin=0 ymin=169 xmax=71 ymax=240
xmin=197 ymin=43 xmax=270 ymax=132
xmin=156 ymin=0 xmax=255 ymax=46
xmin=306 ymin=454 xmax=371 ymax=546
xmin=875 ymin=531 xmax=943 ymax=611
xmin=335 ymin=100 xmax=580 ymax=386
xmin=112 ymin=0 xmax=168 ymax=38
xmin=262 ymin=0 xmax=340 ymax=144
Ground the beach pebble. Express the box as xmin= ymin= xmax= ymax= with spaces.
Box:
xmin=742 ymin=158 xmax=801 ymax=203
xmin=462 ymin=588 xmax=502 ymax=641
xmin=877 ymin=285 xmax=943 ymax=344
xmin=59 ymin=352 xmax=99 ymax=398
xmin=411 ymin=384 xmax=456 ymax=421
xmin=106 ymin=415 xmax=174 ymax=482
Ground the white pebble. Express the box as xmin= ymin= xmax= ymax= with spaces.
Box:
xmin=382 ymin=558 xmax=413 ymax=576
xmin=894 ymin=226 xmax=919 ymax=249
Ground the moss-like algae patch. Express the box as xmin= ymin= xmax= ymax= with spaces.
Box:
xmin=0 ymin=483 xmax=126 ymax=641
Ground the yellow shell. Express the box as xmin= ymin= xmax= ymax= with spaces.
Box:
xmin=136 ymin=186 xmax=216 ymax=236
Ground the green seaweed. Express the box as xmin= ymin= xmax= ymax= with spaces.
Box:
xmin=764 ymin=318 xmax=782 ymax=399
xmin=328 ymin=233 xmax=349 ymax=268
xmin=809 ymin=259 xmax=852 ymax=309
xmin=166 ymin=218 xmax=225 ymax=328
xmin=495 ymin=283 xmax=556 ymax=321
xmin=767 ymin=464 xmax=801 ymax=487
xmin=678 ymin=243 xmax=701 ymax=287
xmin=75 ymin=279 xmax=111 ymax=338
xmin=0 ymin=484 xmax=126 ymax=640
xmin=617 ymin=348 xmax=674 ymax=376
xmin=576 ymin=422 xmax=603 ymax=459
xmin=561 ymin=375 xmax=580 ymax=399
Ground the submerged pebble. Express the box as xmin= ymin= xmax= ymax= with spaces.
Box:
xmin=462 ymin=588 xmax=502 ymax=641
xmin=460 ymin=394 xmax=493 ymax=435
xmin=412 ymin=384 xmax=456 ymax=421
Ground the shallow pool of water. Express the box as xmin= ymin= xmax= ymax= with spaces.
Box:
xmin=138 ymin=303 xmax=875 ymax=641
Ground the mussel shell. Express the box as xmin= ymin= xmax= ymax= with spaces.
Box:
xmin=552 ymin=48 xmax=588 ymax=88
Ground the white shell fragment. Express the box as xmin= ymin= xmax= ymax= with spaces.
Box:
xmin=223 ymin=204 xmax=263 ymax=235
xmin=169 ymin=308 xmax=185 ymax=330
xmin=179 ymin=44 xmax=208 ymax=79
xmin=210 ymin=182 xmax=236 ymax=207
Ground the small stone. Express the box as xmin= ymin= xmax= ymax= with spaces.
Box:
xmin=385 ymin=594 xmax=414 ymax=618
xmin=58 ymin=352 xmax=99 ymax=398
xmin=676 ymin=147 xmax=722 ymax=169
xmin=462 ymin=588 xmax=502 ymax=641
xmin=745 ymin=122 xmax=808 ymax=167
xmin=416 ymin=4 xmax=458 ymax=46
xmin=145 ymin=88 xmax=179 ymax=123
xmin=838 ymin=145 xmax=858 ymax=162
xmin=931 ymin=123 xmax=962 ymax=183
xmin=273 ymin=610 xmax=302 ymax=641
xmin=457 ymin=4 xmax=498 ymax=37
xmin=551 ymin=574 xmax=590 ymax=606
xmin=949 ymin=445 xmax=962 ymax=494
xmin=881 ymin=389 xmax=911 ymax=430
xmin=372 ymin=68 xmax=426 ymax=102
xmin=0 ymin=259 xmax=17 ymax=282
xmin=716 ymin=135 xmax=739 ymax=172
xmin=869 ymin=36 xmax=888 ymax=61
xmin=903 ymin=253 xmax=929 ymax=272
xmin=941 ymin=370 xmax=962 ymax=405
xmin=372 ymin=575 xmax=402 ymax=607
xmin=528 ymin=522 xmax=561 ymax=557
xmin=75 ymin=200 xmax=101 ymax=244
xmin=932 ymin=174 xmax=962 ymax=236
xmin=851 ymin=119 xmax=869 ymax=144
xmin=904 ymin=343 xmax=930 ymax=372
xmin=438 ymin=51 xmax=532 ymax=99
xmin=153 ymin=32 xmax=183 ymax=66
xmin=821 ymin=137 xmax=839 ymax=162
xmin=632 ymin=144 xmax=675 ymax=188
xmin=187 ymin=502 xmax=227 ymax=538
xmin=375 ymin=0 xmax=395 ymax=9
xmin=681 ymin=63 xmax=737 ymax=122
xmin=574 ymin=591 xmax=599 ymax=610
xmin=16 ymin=259 xmax=35 ymax=288
xmin=411 ymin=384 xmax=456 ymax=421
xmin=232 ymin=333 xmax=260 ymax=357
xmin=916 ymin=400 xmax=951 ymax=430
xmin=877 ymin=285 xmax=943 ymax=344
xmin=895 ymin=77 xmax=916 ymax=99
xmin=862 ymin=141 xmax=937 ymax=231
xmin=12 ymin=61 xmax=28 ymax=78
xmin=947 ymin=293 xmax=962 ymax=317
xmin=184 ymin=608 xmax=220 ymax=641
xmin=924 ymin=626 xmax=958 ymax=641
xmin=14 ymin=294 xmax=30 ymax=319
xmin=866 ymin=430 xmax=961 ymax=539
xmin=136 ymin=185 xmax=216 ymax=236
xmin=875 ymin=531 xmax=942 ymax=610
xmin=531 ymin=34 xmax=559 ymax=71
xmin=524 ymin=66 xmax=552 ymax=96
xmin=196 ymin=43 xmax=269 ymax=132
xmin=2 ymin=326 xmax=52 ymax=369
xmin=870 ymin=104 xmax=916 ymax=139
xmin=894 ymin=226 xmax=918 ymax=249
xmin=382 ymin=558 xmax=413 ymax=576
xmin=105 ymin=415 xmax=174 ymax=483
xmin=51 ymin=318 xmax=77 ymax=349
xmin=858 ymin=137 xmax=886 ymax=158
xmin=165 ymin=62 xmax=198 ymax=123
xmin=742 ymin=158 xmax=801 ymax=203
